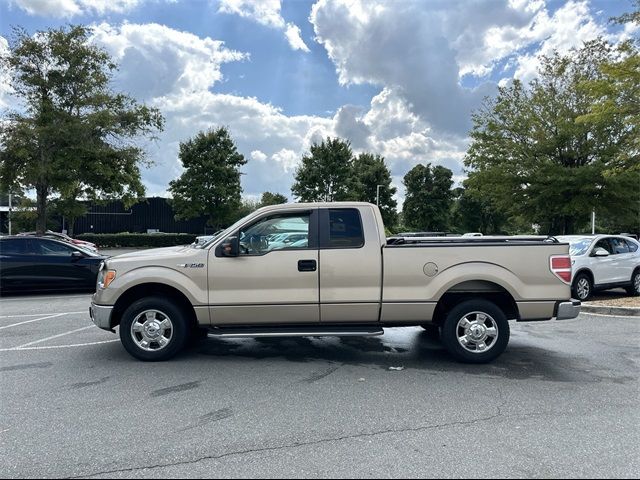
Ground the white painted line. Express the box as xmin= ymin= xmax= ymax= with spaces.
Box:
xmin=0 ymin=313 xmax=71 ymax=330
xmin=14 ymin=326 xmax=95 ymax=349
xmin=0 ymin=311 xmax=85 ymax=320
xmin=0 ymin=295 xmax=91 ymax=302
xmin=0 ymin=339 xmax=119 ymax=352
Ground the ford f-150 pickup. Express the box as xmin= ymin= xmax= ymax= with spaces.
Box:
xmin=90 ymin=202 xmax=580 ymax=363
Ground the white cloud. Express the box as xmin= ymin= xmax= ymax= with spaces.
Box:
xmin=0 ymin=36 xmax=14 ymax=110
xmin=285 ymin=23 xmax=311 ymax=52
xmin=218 ymin=0 xmax=310 ymax=52
xmin=310 ymin=0 xmax=629 ymax=136
xmin=91 ymin=22 xmax=248 ymax=99
xmin=250 ymin=150 xmax=267 ymax=162
xmin=11 ymin=0 xmax=142 ymax=17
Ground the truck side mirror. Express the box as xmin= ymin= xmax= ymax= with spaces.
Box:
xmin=219 ymin=235 xmax=239 ymax=257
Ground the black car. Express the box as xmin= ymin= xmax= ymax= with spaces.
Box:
xmin=0 ymin=236 xmax=108 ymax=294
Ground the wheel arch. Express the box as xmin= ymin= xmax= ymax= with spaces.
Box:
xmin=111 ymin=283 xmax=198 ymax=329
xmin=432 ymin=280 xmax=519 ymax=326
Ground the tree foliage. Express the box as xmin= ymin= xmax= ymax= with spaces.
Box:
xmin=402 ymin=163 xmax=454 ymax=231
xmin=168 ymin=127 xmax=246 ymax=228
xmin=0 ymin=25 xmax=164 ymax=233
xmin=260 ymin=192 xmax=288 ymax=206
xmin=291 ymin=137 xmax=353 ymax=202
xmin=465 ymin=40 xmax=639 ymax=235
xmin=349 ymin=153 xmax=397 ymax=228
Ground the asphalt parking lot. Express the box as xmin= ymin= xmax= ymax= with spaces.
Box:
xmin=0 ymin=294 xmax=638 ymax=478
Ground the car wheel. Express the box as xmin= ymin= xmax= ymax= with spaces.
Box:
xmin=119 ymin=297 xmax=190 ymax=361
xmin=440 ymin=299 xmax=510 ymax=364
xmin=572 ymin=273 xmax=592 ymax=301
xmin=420 ymin=324 xmax=440 ymax=339
xmin=626 ymin=270 xmax=640 ymax=297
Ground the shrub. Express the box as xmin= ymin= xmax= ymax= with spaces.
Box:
xmin=76 ymin=233 xmax=197 ymax=248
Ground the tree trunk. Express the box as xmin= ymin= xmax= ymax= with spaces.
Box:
xmin=36 ymin=185 xmax=48 ymax=234
xmin=67 ymin=217 xmax=76 ymax=237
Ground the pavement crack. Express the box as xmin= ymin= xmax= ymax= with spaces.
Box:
xmin=68 ymin=413 xmax=504 ymax=479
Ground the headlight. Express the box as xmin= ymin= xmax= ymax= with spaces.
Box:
xmin=97 ymin=266 xmax=117 ymax=289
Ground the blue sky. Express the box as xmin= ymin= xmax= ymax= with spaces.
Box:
xmin=0 ymin=0 xmax=637 ymax=202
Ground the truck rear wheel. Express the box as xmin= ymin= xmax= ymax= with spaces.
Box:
xmin=440 ymin=299 xmax=510 ymax=364
xmin=119 ymin=297 xmax=189 ymax=361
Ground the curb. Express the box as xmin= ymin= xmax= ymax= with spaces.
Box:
xmin=581 ymin=303 xmax=640 ymax=317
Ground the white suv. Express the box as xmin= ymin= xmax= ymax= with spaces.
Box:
xmin=557 ymin=235 xmax=640 ymax=301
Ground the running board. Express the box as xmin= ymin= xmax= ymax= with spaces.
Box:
xmin=207 ymin=326 xmax=384 ymax=339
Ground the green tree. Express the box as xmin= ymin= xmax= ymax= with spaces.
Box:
xmin=169 ymin=127 xmax=246 ymax=228
xmin=450 ymin=181 xmax=508 ymax=235
xmin=260 ymin=192 xmax=288 ymax=206
xmin=349 ymin=153 xmax=398 ymax=228
xmin=51 ymin=182 xmax=87 ymax=237
xmin=291 ymin=137 xmax=353 ymax=202
xmin=465 ymin=40 xmax=639 ymax=235
xmin=0 ymin=25 xmax=163 ymax=234
xmin=402 ymin=164 xmax=454 ymax=232
xmin=577 ymin=8 xmax=639 ymax=175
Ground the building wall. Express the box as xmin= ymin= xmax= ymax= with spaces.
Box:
xmin=73 ymin=197 xmax=211 ymax=234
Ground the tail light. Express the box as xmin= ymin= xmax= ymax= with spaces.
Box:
xmin=550 ymin=255 xmax=572 ymax=284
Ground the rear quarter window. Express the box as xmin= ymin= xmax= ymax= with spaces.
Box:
xmin=327 ymin=209 xmax=364 ymax=248
xmin=0 ymin=239 xmax=28 ymax=255
xmin=625 ymin=239 xmax=639 ymax=253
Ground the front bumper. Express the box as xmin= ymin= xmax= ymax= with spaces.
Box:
xmin=556 ymin=299 xmax=581 ymax=320
xmin=90 ymin=302 xmax=114 ymax=331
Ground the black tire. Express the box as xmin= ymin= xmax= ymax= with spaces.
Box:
xmin=626 ymin=270 xmax=640 ymax=297
xmin=420 ymin=324 xmax=441 ymax=339
xmin=440 ymin=299 xmax=510 ymax=364
xmin=119 ymin=297 xmax=190 ymax=361
xmin=572 ymin=273 xmax=593 ymax=301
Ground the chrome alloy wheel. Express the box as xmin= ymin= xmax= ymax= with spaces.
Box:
xmin=456 ymin=312 xmax=499 ymax=354
xmin=130 ymin=310 xmax=174 ymax=352
xmin=576 ymin=277 xmax=590 ymax=300
xmin=634 ymin=272 xmax=640 ymax=294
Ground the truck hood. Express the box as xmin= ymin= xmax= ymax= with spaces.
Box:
xmin=107 ymin=245 xmax=200 ymax=264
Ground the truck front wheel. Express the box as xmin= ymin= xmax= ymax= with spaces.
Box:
xmin=119 ymin=297 xmax=190 ymax=361
xmin=440 ymin=299 xmax=510 ymax=364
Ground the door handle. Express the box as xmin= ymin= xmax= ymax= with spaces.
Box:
xmin=298 ymin=260 xmax=317 ymax=272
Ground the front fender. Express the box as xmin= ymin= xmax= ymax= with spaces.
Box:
xmin=95 ymin=265 xmax=208 ymax=306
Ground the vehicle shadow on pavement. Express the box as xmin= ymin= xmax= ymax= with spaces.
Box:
xmin=186 ymin=332 xmax=635 ymax=385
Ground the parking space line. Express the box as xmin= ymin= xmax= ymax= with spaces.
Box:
xmin=0 ymin=311 xmax=85 ymax=320
xmin=0 ymin=295 xmax=91 ymax=302
xmin=0 ymin=339 xmax=120 ymax=352
xmin=0 ymin=313 xmax=75 ymax=330
xmin=14 ymin=326 xmax=95 ymax=349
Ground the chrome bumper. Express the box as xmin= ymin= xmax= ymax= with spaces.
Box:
xmin=556 ymin=299 xmax=581 ymax=320
xmin=90 ymin=303 xmax=114 ymax=331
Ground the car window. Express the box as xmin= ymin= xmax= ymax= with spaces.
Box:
xmin=627 ymin=240 xmax=639 ymax=253
xmin=239 ymin=212 xmax=310 ymax=255
xmin=36 ymin=239 xmax=76 ymax=256
xmin=327 ymin=209 xmax=364 ymax=248
xmin=0 ymin=239 xmax=28 ymax=255
xmin=567 ymin=238 xmax=593 ymax=256
xmin=610 ymin=238 xmax=630 ymax=254
xmin=593 ymin=239 xmax=613 ymax=254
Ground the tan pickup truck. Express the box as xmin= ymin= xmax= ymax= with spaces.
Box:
xmin=90 ymin=202 xmax=580 ymax=363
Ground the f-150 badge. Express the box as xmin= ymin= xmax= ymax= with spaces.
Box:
xmin=177 ymin=263 xmax=205 ymax=268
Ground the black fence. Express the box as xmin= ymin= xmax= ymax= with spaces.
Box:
xmin=72 ymin=197 xmax=212 ymax=235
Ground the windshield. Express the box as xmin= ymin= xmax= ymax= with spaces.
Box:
xmin=565 ymin=238 xmax=593 ymax=256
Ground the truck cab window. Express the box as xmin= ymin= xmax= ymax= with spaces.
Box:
xmin=328 ymin=209 xmax=364 ymax=248
xmin=239 ymin=213 xmax=311 ymax=255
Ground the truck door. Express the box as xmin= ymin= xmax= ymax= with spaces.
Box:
xmin=318 ymin=207 xmax=382 ymax=323
xmin=208 ymin=209 xmax=320 ymax=325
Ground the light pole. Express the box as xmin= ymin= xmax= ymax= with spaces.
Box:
xmin=376 ymin=184 xmax=383 ymax=206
